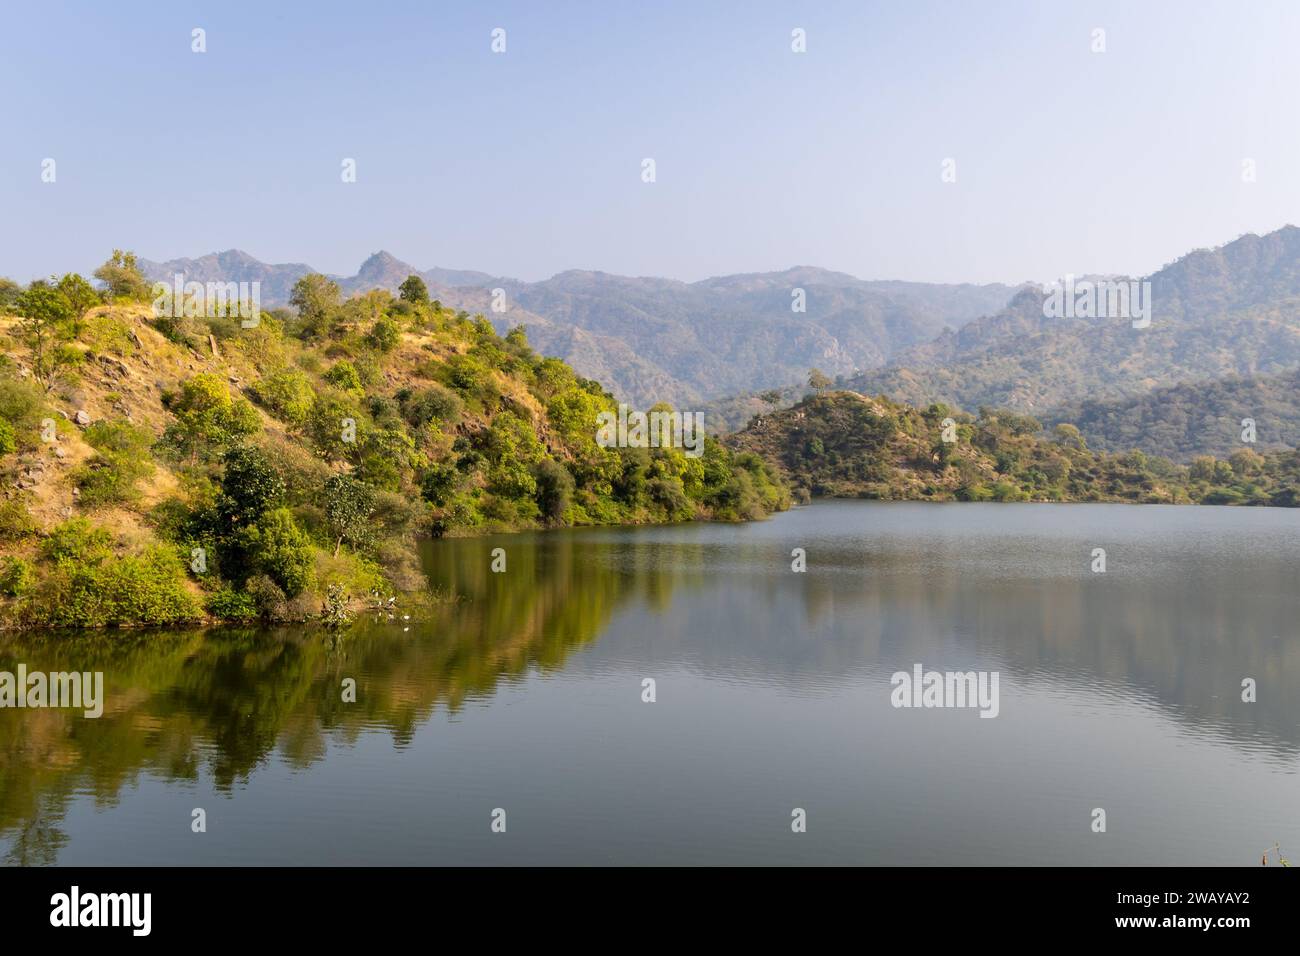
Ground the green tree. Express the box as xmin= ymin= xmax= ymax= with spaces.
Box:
xmin=0 ymin=278 xmax=21 ymax=312
xmin=323 ymin=472 xmax=377 ymax=556
xmin=808 ymin=368 xmax=832 ymax=393
xmin=505 ymin=325 xmax=530 ymax=350
xmin=368 ymin=316 xmax=401 ymax=353
xmin=1052 ymin=423 xmax=1088 ymax=451
xmin=289 ymin=274 xmax=342 ymax=338
xmin=419 ymin=463 xmax=458 ymax=506
xmin=533 ymin=459 xmax=575 ymax=523
xmin=252 ymin=368 xmax=315 ymax=427
xmin=401 ymin=384 xmax=462 ymax=429
xmin=93 ymin=250 xmax=149 ymax=301
xmin=239 ymin=508 xmax=313 ymax=596
xmin=56 ymin=273 xmax=100 ymax=334
xmin=162 ymin=372 xmax=262 ymax=463
xmin=216 ymin=445 xmax=285 ymax=528
xmin=14 ymin=283 xmax=75 ymax=391
xmin=398 ymin=274 xmax=429 ymax=305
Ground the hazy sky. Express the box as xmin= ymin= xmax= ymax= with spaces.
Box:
xmin=3 ymin=0 xmax=1299 ymax=285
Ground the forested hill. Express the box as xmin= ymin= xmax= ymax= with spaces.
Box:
xmin=1045 ymin=368 xmax=1300 ymax=461
xmin=0 ymin=256 xmax=787 ymax=629
xmin=726 ymin=391 xmax=1300 ymax=507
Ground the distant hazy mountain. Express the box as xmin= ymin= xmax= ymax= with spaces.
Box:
xmin=847 ymin=226 xmax=1300 ymax=414
xmin=138 ymin=249 xmax=315 ymax=306
xmin=138 ymin=250 xmax=1019 ymax=407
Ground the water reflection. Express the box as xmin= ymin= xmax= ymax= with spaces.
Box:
xmin=1 ymin=502 xmax=1297 ymax=864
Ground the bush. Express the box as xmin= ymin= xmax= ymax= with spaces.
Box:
xmin=322 ymin=583 xmax=353 ymax=627
xmin=323 ymin=472 xmax=376 ymax=555
xmin=252 ymin=368 xmax=316 ymax=427
xmin=0 ymin=498 xmax=37 ymax=540
xmin=419 ymin=463 xmax=458 ymax=506
xmin=401 ymin=384 xmax=462 ymax=428
xmin=368 ymin=317 xmax=401 ymax=353
xmin=0 ymin=556 xmax=34 ymax=597
xmin=647 ymin=475 xmax=690 ymax=516
xmin=206 ymin=587 xmax=259 ymax=622
xmin=160 ymin=373 xmax=261 ymax=463
xmin=237 ymin=507 xmax=314 ymax=597
xmin=80 ymin=313 xmax=134 ymax=356
xmin=245 ymin=573 xmax=288 ymax=619
xmin=0 ymin=418 xmax=14 ymax=456
xmin=443 ymin=354 xmax=495 ymax=399
xmin=31 ymin=544 xmax=200 ymax=627
xmin=323 ymin=360 xmax=363 ymax=393
xmin=305 ymin=392 xmax=365 ymax=461
xmin=74 ymin=419 xmax=155 ymax=508
xmin=0 ymin=374 xmax=46 ymax=451
xmin=41 ymin=517 xmax=113 ymax=563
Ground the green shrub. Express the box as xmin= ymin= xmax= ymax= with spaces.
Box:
xmin=31 ymin=544 xmax=200 ymax=627
xmin=443 ymin=354 xmax=496 ymax=401
xmin=0 ymin=374 xmax=46 ymax=451
xmin=236 ymin=507 xmax=314 ymax=597
xmin=368 ymin=317 xmax=401 ymax=353
xmin=305 ymin=392 xmax=365 ymax=461
xmin=206 ymin=587 xmax=259 ymax=622
xmin=401 ymin=384 xmax=462 ymax=428
xmin=419 ymin=463 xmax=458 ymax=506
xmin=0 ymin=556 xmax=34 ymax=597
xmin=41 ymin=517 xmax=113 ymax=563
xmin=0 ymin=498 xmax=37 ymax=540
xmin=0 ymin=418 xmax=14 ymax=456
xmin=534 ymin=459 xmax=575 ymax=523
xmin=74 ymin=419 xmax=155 ymax=508
xmin=323 ymin=360 xmax=363 ymax=393
xmin=80 ymin=313 xmax=134 ymax=356
xmin=323 ymin=473 xmax=376 ymax=555
xmin=252 ymin=368 xmax=316 ymax=427
xmin=646 ymin=475 xmax=689 ymax=516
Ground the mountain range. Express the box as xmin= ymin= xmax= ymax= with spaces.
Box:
xmin=139 ymin=225 xmax=1300 ymax=461
xmin=138 ymin=251 xmax=1021 ymax=408
xmin=847 ymin=226 xmax=1300 ymax=417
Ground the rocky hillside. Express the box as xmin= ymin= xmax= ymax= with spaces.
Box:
xmin=0 ymin=260 xmax=787 ymax=629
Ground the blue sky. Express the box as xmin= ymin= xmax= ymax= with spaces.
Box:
xmin=3 ymin=0 xmax=1299 ymax=284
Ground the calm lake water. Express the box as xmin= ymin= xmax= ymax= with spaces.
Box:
xmin=2 ymin=501 xmax=1298 ymax=865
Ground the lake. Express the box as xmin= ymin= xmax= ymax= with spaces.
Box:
xmin=2 ymin=500 xmax=1298 ymax=865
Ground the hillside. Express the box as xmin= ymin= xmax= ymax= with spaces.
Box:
xmin=0 ymin=259 xmax=788 ymax=630
xmin=727 ymin=391 xmax=1300 ymax=507
xmin=846 ymin=226 xmax=1300 ymax=414
xmin=138 ymin=252 xmax=1020 ymax=408
xmin=1046 ymin=368 xmax=1300 ymax=461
